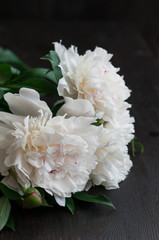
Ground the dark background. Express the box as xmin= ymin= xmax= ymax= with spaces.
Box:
xmin=0 ymin=0 xmax=159 ymax=59
xmin=0 ymin=1 xmax=159 ymax=240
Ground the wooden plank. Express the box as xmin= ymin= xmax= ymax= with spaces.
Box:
xmin=0 ymin=20 xmax=159 ymax=240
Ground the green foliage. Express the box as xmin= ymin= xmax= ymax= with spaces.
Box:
xmin=0 ymin=64 xmax=12 ymax=83
xmin=44 ymin=193 xmax=56 ymax=206
xmin=35 ymin=188 xmax=51 ymax=207
xmin=41 ymin=51 xmax=62 ymax=84
xmin=0 ymin=47 xmax=119 ymax=233
xmin=66 ymin=197 xmax=74 ymax=214
xmin=131 ymin=139 xmax=144 ymax=157
xmin=91 ymin=118 xmax=107 ymax=127
xmin=0 ymin=196 xmax=11 ymax=231
xmin=22 ymin=188 xmax=42 ymax=209
xmin=5 ymin=213 xmax=15 ymax=231
xmin=73 ymin=192 xmax=115 ymax=209
xmin=0 ymin=48 xmax=59 ymax=112
xmin=0 ymin=48 xmax=29 ymax=71
xmin=0 ymin=68 xmax=57 ymax=94
xmin=41 ymin=198 xmax=51 ymax=207
xmin=0 ymin=182 xmax=21 ymax=200
xmin=0 ymin=89 xmax=5 ymax=100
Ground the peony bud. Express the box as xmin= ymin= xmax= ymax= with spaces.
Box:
xmin=22 ymin=188 xmax=42 ymax=209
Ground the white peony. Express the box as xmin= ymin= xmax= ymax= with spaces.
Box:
xmin=91 ymin=127 xmax=133 ymax=189
xmin=0 ymin=88 xmax=101 ymax=206
xmin=54 ymin=42 xmax=131 ymax=126
xmin=54 ymin=42 xmax=135 ymax=189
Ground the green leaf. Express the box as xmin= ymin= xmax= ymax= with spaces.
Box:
xmin=131 ymin=139 xmax=144 ymax=157
xmin=41 ymin=198 xmax=52 ymax=207
xmin=0 ymin=64 xmax=12 ymax=83
xmin=0 ymin=48 xmax=29 ymax=71
xmin=41 ymin=51 xmax=62 ymax=84
xmin=8 ymin=68 xmax=57 ymax=84
xmin=0 ymin=89 xmax=5 ymax=100
xmin=42 ymin=51 xmax=60 ymax=69
xmin=2 ymin=78 xmax=57 ymax=94
xmin=44 ymin=194 xmax=56 ymax=205
xmin=5 ymin=213 xmax=15 ymax=231
xmin=0 ymin=182 xmax=21 ymax=200
xmin=27 ymin=68 xmax=57 ymax=84
xmin=73 ymin=192 xmax=115 ymax=209
xmin=66 ymin=197 xmax=74 ymax=214
xmin=10 ymin=66 xmax=20 ymax=76
xmin=23 ymin=187 xmax=34 ymax=196
xmin=91 ymin=118 xmax=108 ymax=127
xmin=1 ymin=68 xmax=58 ymax=94
xmin=0 ymin=196 xmax=11 ymax=231
xmin=134 ymin=141 xmax=144 ymax=153
xmin=15 ymin=78 xmax=57 ymax=94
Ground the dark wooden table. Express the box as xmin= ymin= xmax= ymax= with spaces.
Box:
xmin=0 ymin=20 xmax=159 ymax=240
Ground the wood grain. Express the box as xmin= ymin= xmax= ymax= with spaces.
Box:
xmin=0 ymin=20 xmax=159 ymax=240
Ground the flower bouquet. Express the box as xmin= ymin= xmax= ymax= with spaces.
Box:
xmin=0 ymin=43 xmax=143 ymax=231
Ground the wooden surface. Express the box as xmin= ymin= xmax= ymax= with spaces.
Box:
xmin=0 ymin=20 xmax=159 ymax=240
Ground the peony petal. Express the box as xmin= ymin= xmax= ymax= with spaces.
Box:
xmin=57 ymin=77 xmax=77 ymax=97
xmin=2 ymin=175 xmax=23 ymax=193
xmin=57 ymin=97 xmax=95 ymax=117
xmin=4 ymin=88 xmax=52 ymax=117
xmin=54 ymin=194 xmax=66 ymax=206
xmin=0 ymin=112 xmax=24 ymax=128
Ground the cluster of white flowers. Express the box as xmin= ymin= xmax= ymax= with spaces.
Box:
xmin=55 ymin=43 xmax=134 ymax=190
xmin=0 ymin=43 xmax=134 ymax=206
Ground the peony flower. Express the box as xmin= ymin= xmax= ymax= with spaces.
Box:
xmin=0 ymin=88 xmax=101 ymax=206
xmin=54 ymin=42 xmax=131 ymax=126
xmin=90 ymin=127 xmax=133 ymax=189
xmin=54 ymin=42 xmax=135 ymax=189
xmin=57 ymin=98 xmax=134 ymax=190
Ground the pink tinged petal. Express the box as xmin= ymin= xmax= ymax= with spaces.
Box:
xmin=4 ymin=88 xmax=52 ymax=118
xmin=57 ymin=97 xmax=95 ymax=118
